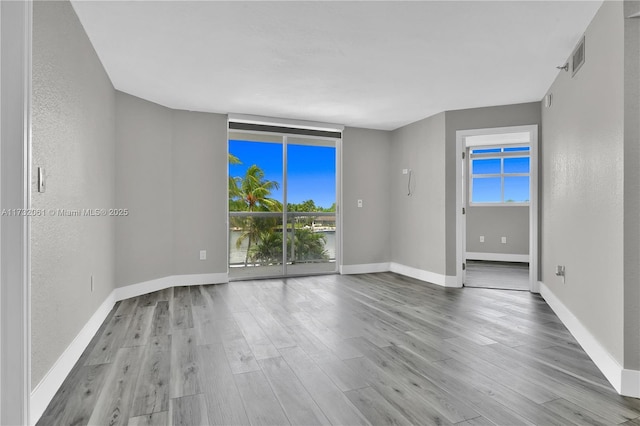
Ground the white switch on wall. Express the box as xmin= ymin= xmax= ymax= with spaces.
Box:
xmin=357 ymin=199 xmax=363 ymax=208
xmin=501 ymin=237 xmax=507 ymax=244
xmin=200 ymin=250 xmax=207 ymax=260
xmin=479 ymin=236 xmax=485 ymax=243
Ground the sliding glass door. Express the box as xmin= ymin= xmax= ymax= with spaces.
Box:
xmin=228 ymin=131 xmax=338 ymax=280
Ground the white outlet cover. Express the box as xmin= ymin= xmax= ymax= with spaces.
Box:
xmin=199 ymin=250 xmax=207 ymax=260
xmin=479 ymin=236 xmax=484 ymax=242
xmin=501 ymin=237 xmax=507 ymax=243
xmin=357 ymin=199 xmax=363 ymax=208
xmin=402 ymin=169 xmax=408 ymax=175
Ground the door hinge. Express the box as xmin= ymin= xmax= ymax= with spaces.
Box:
xmin=462 ymin=207 xmax=466 ymax=215
xmin=462 ymin=151 xmax=466 ymax=159
xmin=462 ymin=263 xmax=466 ymax=271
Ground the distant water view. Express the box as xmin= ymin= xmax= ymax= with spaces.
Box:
xmin=230 ymin=230 xmax=336 ymax=265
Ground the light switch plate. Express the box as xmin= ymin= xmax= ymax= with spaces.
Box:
xmin=38 ymin=167 xmax=46 ymax=193
xmin=199 ymin=250 xmax=207 ymax=260
xmin=501 ymin=237 xmax=507 ymax=244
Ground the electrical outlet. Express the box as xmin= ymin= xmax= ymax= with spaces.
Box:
xmin=199 ymin=250 xmax=207 ymax=260
xmin=501 ymin=237 xmax=507 ymax=244
xmin=357 ymin=199 xmax=363 ymax=208
xmin=402 ymin=169 xmax=408 ymax=175
xmin=479 ymin=236 xmax=485 ymax=243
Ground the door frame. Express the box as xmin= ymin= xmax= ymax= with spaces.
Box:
xmin=1 ymin=0 xmax=32 ymax=424
xmin=226 ymin=116 xmax=343 ymax=280
xmin=455 ymin=125 xmax=539 ymax=292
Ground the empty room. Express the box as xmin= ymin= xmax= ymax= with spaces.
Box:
xmin=1 ymin=0 xmax=640 ymax=425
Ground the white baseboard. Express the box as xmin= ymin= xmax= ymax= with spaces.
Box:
xmin=114 ymin=272 xmax=228 ymax=301
xmin=465 ymin=252 xmax=529 ymax=263
xmin=389 ymin=262 xmax=460 ymax=288
xmin=30 ymin=290 xmax=116 ymax=424
xmin=340 ymin=263 xmax=390 ymax=275
xmin=30 ymin=271 xmax=229 ymax=424
xmin=539 ymin=281 xmax=639 ymax=398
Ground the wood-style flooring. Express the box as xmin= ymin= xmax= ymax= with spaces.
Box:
xmin=38 ymin=273 xmax=640 ymax=425
xmin=465 ymin=260 xmax=529 ymax=291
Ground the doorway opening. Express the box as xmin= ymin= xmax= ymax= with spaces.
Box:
xmin=456 ymin=125 xmax=539 ymax=292
xmin=227 ymin=118 xmax=341 ymax=280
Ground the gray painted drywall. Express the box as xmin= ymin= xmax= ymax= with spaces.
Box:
xmin=116 ymin=93 xmax=229 ymax=286
xmin=541 ymin=1 xmax=624 ymax=364
xmin=342 ymin=127 xmax=391 ymax=266
xmin=172 ymin=110 xmax=228 ymax=275
xmin=32 ymin=0 xmax=116 ymax=388
xmin=623 ymin=0 xmax=640 ymax=372
xmin=466 ymin=206 xmax=529 ymax=255
xmin=115 ymin=92 xmax=174 ymax=286
xmin=390 ymin=113 xmax=447 ymax=275
xmin=445 ymin=102 xmax=541 ymax=275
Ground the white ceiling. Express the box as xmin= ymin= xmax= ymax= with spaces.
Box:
xmin=71 ymin=0 xmax=603 ymax=131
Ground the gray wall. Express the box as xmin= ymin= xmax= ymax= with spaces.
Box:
xmin=172 ymin=111 xmax=228 ymax=275
xmin=32 ymin=0 xmax=116 ymax=388
xmin=390 ymin=113 xmax=447 ymax=275
xmin=115 ymin=92 xmax=229 ymax=287
xmin=115 ymin=92 xmax=174 ymax=286
xmin=541 ymin=1 xmax=624 ymax=364
xmin=444 ymin=102 xmax=541 ymax=275
xmin=466 ymin=206 xmax=529 ymax=255
xmin=342 ymin=127 xmax=391 ymax=266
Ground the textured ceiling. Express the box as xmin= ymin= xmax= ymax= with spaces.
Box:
xmin=71 ymin=1 xmax=603 ymax=130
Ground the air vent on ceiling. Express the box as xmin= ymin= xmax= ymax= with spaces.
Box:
xmin=572 ymin=36 xmax=585 ymax=77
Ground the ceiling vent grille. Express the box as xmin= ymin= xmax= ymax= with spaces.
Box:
xmin=572 ymin=36 xmax=585 ymax=77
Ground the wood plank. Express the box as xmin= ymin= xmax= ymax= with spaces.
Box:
xmin=169 ymin=394 xmax=210 ymax=426
xmin=131 ymin=335 xmax=171 ymax=417
xmin=278 ymin=346 xmax=370 ymax=426
xmin=88 ymin=346 xmax=143 ymax=425
xmin=234 ymin=370 xmax=291 ymax=426
xmin=151 ymin=301 xmax=171 ymax=337
xmin=197 ymin=344 xmax=249 ymax=425
xmin=171 ymin=286 xmax=194 ymax=330
xmin=222 ymin=335 xmax=261 ymax=375
xmin=170 ymin=328 xmax=199 ymax=398
xmin=37 ymin=364 xmax=109 ymax=426
xmin=345 ymin=386 xmax=413 ymax=426
xmin=122 ymin=306 xmax=154 ymax=347
xmin=128 ymin=411 xmax=169 ymax=426
xmin=542 ymin=398 xmax=613 ymax=426
xmin=84 ymin=314 xmax=133 ymax=366
xmin=233 ymin=311 xmax=280 ymax=360
xmin=259 ymin=357 xmax=329 ymax=426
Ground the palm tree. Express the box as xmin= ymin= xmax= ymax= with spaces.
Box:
xmin=232 ymin=165 xmax=282 ymax=266
xmin=250 ymin=230 xmax=283 ymax=265
xmin=290 ymin=228 xmax=328 ymax=262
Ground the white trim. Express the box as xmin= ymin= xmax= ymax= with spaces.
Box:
xmin=456 ymin=124 xmax=539 ymax=293
xmin=114 ymin=273 xmax=228 ymax=301
xmin=389 ymin=262 xmax=460 ymax=288
xmin=340 ymin=263 xmax=390 ymax=275
xmin=539 ymin=281 xmax=640 ymax=398
xmin=1 ymin=1 xmax=32 ymax=424
xmin=30 ymin=291 xmax=116 ymax=424
xmin=465 ymin=252 xmax=529 ymax=263
xmin=228 ymin=113 xmax=344 ymax=132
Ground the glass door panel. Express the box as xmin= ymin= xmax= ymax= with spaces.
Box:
xmin=228 ymin=137 xmax=284 ymax=279
xmin=285 ymin=137 xmax=337 ymax=275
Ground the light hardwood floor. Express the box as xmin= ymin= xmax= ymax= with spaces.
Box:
xmin=465 ymin=260 xmax=529 ymax=291
xmin=38 ymin=273 xmax=640 ymax=425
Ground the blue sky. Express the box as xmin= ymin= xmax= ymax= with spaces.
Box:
xmin=229 ymin=140 xmax=336 ymax=208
